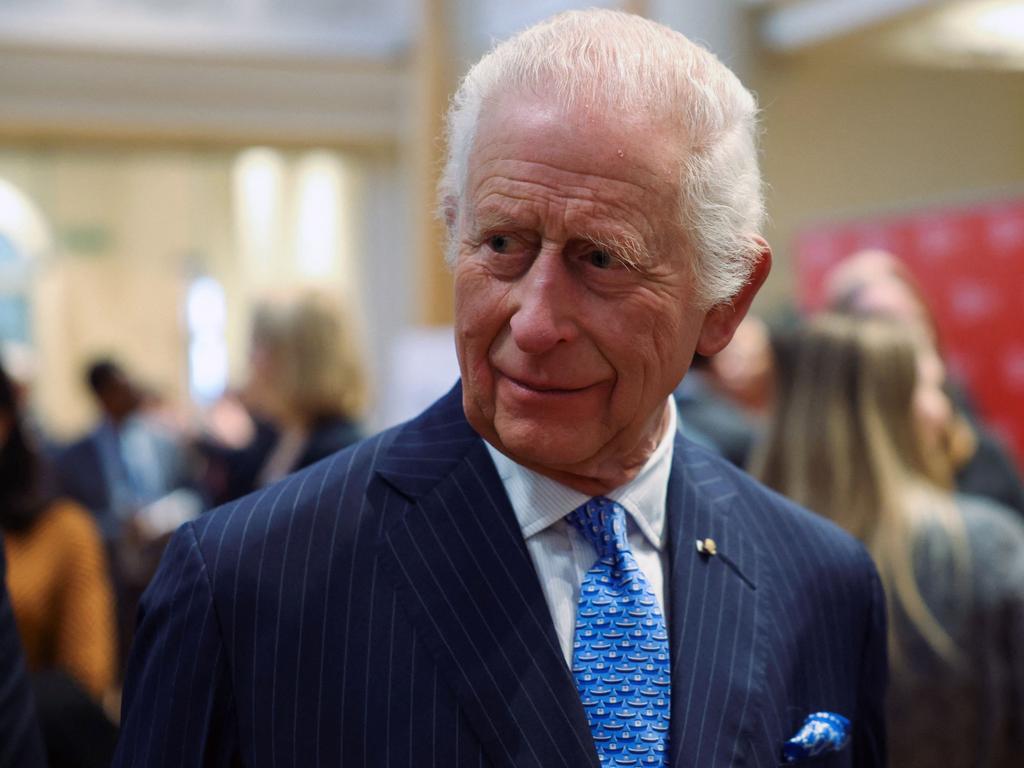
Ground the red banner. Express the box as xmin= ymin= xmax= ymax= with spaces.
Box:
xmin=795 ymin=199 xmax=1024 ymax=470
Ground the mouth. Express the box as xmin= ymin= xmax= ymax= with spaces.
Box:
xmin=499 ymin=372 xmax=599 ymax=395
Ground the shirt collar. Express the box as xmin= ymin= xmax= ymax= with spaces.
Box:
xmin=484 ymin=399 xmax=675 ymax=550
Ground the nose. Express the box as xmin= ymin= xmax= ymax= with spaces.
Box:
xmin=508 ymin=249 xmax=579 ymax=355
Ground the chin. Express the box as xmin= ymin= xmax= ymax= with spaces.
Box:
xmin=492 ymin=415 xmax=602 ymax=471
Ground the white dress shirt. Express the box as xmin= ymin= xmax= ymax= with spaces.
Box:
xmin=484 ymin=401 xmax=675 ymax=666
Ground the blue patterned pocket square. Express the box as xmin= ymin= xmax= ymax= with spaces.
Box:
xmin=781 ymin=711 xmax=851 ymax=763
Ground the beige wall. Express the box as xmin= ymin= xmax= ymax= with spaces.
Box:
xmin=34 ymin=259 xmax=188 ymax=437
xmin=0 ymin=148 xmax=239 ymax=439
xmin=0 ymin=145 xmax=404 ymax=439
xmin=753 ymin=54 xmax=1024 ymax=308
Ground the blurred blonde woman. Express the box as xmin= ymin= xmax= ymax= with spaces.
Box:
xmin=752 ymin=315 xmax=1024 ymax=768
xmin=203 ymin=289 xmax=368 ymax=504
xmin=823 ymin=248 xmax=1024 ymax=517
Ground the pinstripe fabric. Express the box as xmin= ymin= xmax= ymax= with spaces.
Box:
xmin=112 ymin=382 xmax=886 ymax=767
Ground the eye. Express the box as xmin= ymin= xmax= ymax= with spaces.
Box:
xmin=487 ymin=235 xmax=511 ymax=253
xmin=586 ymin=249 xmax=616 ymax=269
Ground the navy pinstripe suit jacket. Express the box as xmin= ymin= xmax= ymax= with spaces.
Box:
xmin=113 ymin=382 xmax=887 ymax=767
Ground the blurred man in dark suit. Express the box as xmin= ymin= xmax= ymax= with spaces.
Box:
xmin=55 ymin=359 xmax=199 ymax=541
xmin=114 ymin=10 xmax=886 ymax=767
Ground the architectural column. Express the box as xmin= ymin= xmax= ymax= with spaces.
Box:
xmin=411 ymin=0 xmax=456 ymax=325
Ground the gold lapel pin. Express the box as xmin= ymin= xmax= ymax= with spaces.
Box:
xmin=695 ymin=537 xmax=717 ymax=556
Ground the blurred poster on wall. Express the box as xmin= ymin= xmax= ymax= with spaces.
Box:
xmin=795 ymin=198 xmax=1024 ymax=470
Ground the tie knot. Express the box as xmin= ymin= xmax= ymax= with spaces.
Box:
xmin=566 ymin=497 xmax=631 ymax=563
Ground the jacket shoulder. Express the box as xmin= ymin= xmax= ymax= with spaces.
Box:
xmin=187 ymin=427 xmax=400 ymax=578
xmin=678 ymin=437 xmax=876 ymax=581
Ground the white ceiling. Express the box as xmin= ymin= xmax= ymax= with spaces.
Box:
xmin=0 ymin=0 xmax=417 ymax=59
xmin=3 ymin=1 xmax=1022 ymax=64
xmin=1 ymin=0 xmax=1020 ymax=145
xmin=755 ymin=0 xmax=1024 ymax=69
xmin=756 ymin=0 xmax=942 ymax=51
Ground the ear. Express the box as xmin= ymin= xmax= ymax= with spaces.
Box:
xmin=696 ymin=238 xmax=772 ymax=356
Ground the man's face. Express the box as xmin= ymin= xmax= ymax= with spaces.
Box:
xmin=453 ymin=92 xmax=715 ymax=488
xmin=100 ymin=370 xmax=141 ymax=422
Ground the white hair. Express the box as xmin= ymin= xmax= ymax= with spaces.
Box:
xmin=439 ymin=9 xmax=765 ymax=307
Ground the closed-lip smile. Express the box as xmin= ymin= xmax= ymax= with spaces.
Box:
xmin=499 ymin=371 xmax=596 ymax=394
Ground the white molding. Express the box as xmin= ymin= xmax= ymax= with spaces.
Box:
xmin=0 ymin=9 xmax=411 ymax=61
xmin=759 ymin=0 xmax=940 ymax=51
xmin=0 ymin=47 xmax=407 ymax=145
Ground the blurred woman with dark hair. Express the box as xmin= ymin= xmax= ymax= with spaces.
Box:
xmin=0 ymin=361 xmax=118 ymax=767
xmin=751 ymin=315 xmax=1024 ymax=767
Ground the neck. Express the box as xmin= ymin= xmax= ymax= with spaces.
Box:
xmin=513 ymin=402 xmax=672 ymax=496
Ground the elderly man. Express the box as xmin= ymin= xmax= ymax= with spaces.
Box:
xmin=113 ymin=10 xmax=886 ymax=767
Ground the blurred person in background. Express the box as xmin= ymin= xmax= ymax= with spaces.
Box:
xmin=824 ymin=248 xmax=1024 ymax=517
xmin=673 ymin=351 xmax=755 ymax=463
xmin=752 ymin=315 xmax=1024 ymax=767
xmin=0 ymin=341 xmax=55 ymax=458
xmin=54 ymin=357 xmax=202 ymax=676
xmin=199 ymin=288 xmax=367 ymax=505
xmin=673 ymin=314 xmax=773 ymax=467
xmin=54 ymin=358 xmax=202 ymax=542
xmin=0 ymin=360 xmax=119 ymax=768
xmin=704 ymin=313 xmax=775 ymax=418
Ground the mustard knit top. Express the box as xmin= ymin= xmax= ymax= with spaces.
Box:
xmin=3 ymin=499 xmax=116 ymax=700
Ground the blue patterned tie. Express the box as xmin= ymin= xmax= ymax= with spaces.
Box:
xmin=567 ymin=497 xmax=670 ymax=767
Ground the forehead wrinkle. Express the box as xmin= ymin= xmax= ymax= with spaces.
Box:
xmin=473 ymin=175 xmax=656 ymax=231
xmin=475 ymin=157 xmax=658 ymax=199
xmin=466 ymin=191 xmax=550 ymax=240
xmin=466 ymin=141 xmax=678 ymax=267
xmin=466 ymin=205 xmax=520 ymax=236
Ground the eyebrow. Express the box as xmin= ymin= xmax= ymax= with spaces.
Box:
xmin=467 ymin=210 xmax=521 ymax=237
xmin=583 ymin=231 xmax=651 ymax=270
xmin=469 ymin=209 xmax=653 ymax=270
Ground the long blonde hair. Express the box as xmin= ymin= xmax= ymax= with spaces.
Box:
xmin=751 ymin=315 xmax=968 ymax=665
xmin=249 ymin=289 xmax=369 ymax=424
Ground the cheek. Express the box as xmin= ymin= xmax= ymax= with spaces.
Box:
xmin=454 ymin=270 xmax=510 ymax=380
xmin=913 ymin=389 xmax=950 ymax=439
xmin=249 ymin=347 xmax=270 ymax=378
xmin=597 ymin=299 xmax=692 ymax=405
xmin=646 ymin=301 xmax=697 ymax=376
xmin=455 ymin=272 xmax=503 ymax=342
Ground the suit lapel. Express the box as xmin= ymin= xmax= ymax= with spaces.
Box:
xmin=374 ymin=384 xmax=598 ymax=768
xmin=666 ymin=435 xmax=762 ymax=767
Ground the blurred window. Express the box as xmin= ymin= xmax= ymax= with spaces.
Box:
xmin=0 ymin=293 xmax=29 ymax=344
xmin=0 ymin=176 xmax=49 ymax=348
xmin=186 ymin=275 xmax=228 ymax=405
